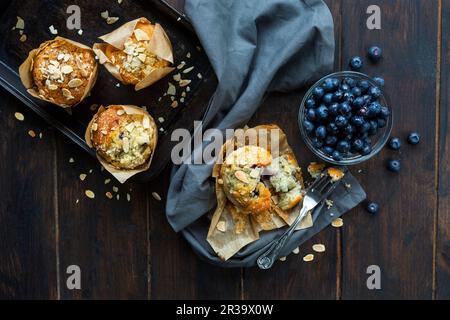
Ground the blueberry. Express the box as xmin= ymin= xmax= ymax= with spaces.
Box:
xmin=351 ymin=86 xmax=362 ymax=97
xmin=323 ymin=146 xmax=334 ymax=156
xmin=344 ymin=124 xmax=355 ymax=135
xmin=323 ymin=93 xmax=334 ymax=105
xmin=327 ymin=122 xmax=339 ymax=134
xmin=352 ymin=139 xmax=364 ymax=151
xmin=313 ymin=87 xmax=325 ymax=99
xmin=407 ymin=132 xmax=420 ymax=145
xmin=351 ymin=116 xmax=365 ymax=126
xmin=311 ymin=137 xmax=324 ymax=149
xmin=339 ymin=102 xmax=352 ymax=114
xmin=360 ymin=121 xmax=371 ymax=133
xmin=325 ymin=135 xmax=338 ymax=146
xmin=343 ymin=92 xmax=355 ymax=103
xmin=335 ymin=115 xmax=348 ymax=128
xmin=340 ymin=84 xmax=351 ymax=92
xmin=368 ymin=46 xmax=383 ymax=61
xmin=361 ymin=144 xmax=372 ymax=156
xmin=343 ymin=77 xmax=357 ymax=88
xmin=337 ymin=140 xmax=351 ymax=153
xmin=350 ymin=56 xmax=363 ymax=70
xmin=369 ymin=86 xmax=382 ymax=100
xmin=357 ymin=106 xmax=369 ymax=117
xmin=331 ymin=78 xmax=340 ymax=88
xmin=306 ymin=98 xmax=316 ymax=109
xmin=303 ymin=120 xmax=315 ymax=134
xmin=332 ymin=90 xmax=344 ymax=102
xmin=362 ymin=94 xmax=372 ymax=104
xmin=358 ymin=80 xmax=370 ymax=93
xmin=373 ymin=76 xmax=385 ymax=87
xmin=380 ymin=106 xmax=391 ymax=119
xmin=306 ymin=108 xmax=317 ymax=121
xmin=328 ymin=103 xmax=340 ymax=116
xmin=352 ymin=97 xmax=365 ymax=108
xmin=388 ymin=137 xmax=401 ymax=150
xmin=366 ymin=202 xmax=380 ymax=214
xmin=316 ymin=105 xmax=329 ymax=120
xmin=323 ymin=78 xmax=337 ymax=92
xmin=377 ymin=118 xmax=386 ymax=128
xmin=315 ymin=126 xmax=327 ymax=139
xmin=363 ymin=137 xmax=372 ymax=146
xmin=332 ymin=150 xmax=343 ymax=161
xmin=367 ymin=102 xmax=382 ymax=117
xmin=387 ymin=159 xmax=401 ymax=173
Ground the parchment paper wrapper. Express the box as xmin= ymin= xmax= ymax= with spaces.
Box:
xmin=207 ymin=124 xmax=313 ymax=261
xmin=19 ymin=36 xmax=98 ymax=108
xmin=85 ymin=105 xmax=158 ymax=183
xmin=93 ymin=17 xmax=175 ymax=91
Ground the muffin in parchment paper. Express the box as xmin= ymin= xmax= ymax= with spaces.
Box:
xmin=19 ymin=37 xmax=98 ymax=108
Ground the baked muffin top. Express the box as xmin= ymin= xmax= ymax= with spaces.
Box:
xmin=32 ymin=39 xmax=96 ymax=107
xmin=90 ymin=105 xmax=157 ymax=170
xmin=105 ymin=20 xmax=170 ymax=85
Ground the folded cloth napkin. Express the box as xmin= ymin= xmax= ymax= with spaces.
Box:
xmin=166 ymin=0 xmax=366 ymax=267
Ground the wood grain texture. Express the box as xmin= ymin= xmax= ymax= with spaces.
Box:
xmin=0 ymin=89 xmax=58 ymax=299
xmin=56 ymin=138 xmax=149 ymax=299
xmin=340 ymin=0 xmax=438 ymax=299
xmin=436 ymin=0 xmax=450 ymax=300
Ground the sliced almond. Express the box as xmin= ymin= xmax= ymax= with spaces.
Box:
xmin=126 ymin=193 xmax=131 ymax=202
xmin=100 ymin=10 xmax=109 ymax=19
xmin=171 ymin=101 xmax=178 ymax=108
xmin=125 ymin=123 xmax=135 ymax=132
xmin=112 ymin=186 xmax=119 ymax=193
xmin=331 ymin=218 xmax=344 ymax=228
xmin=61 ymin=65 xmax=73 ymax=74
xmin=28 ymin=130 xmax=36 ymax=138
xmin=106 ymin=17 xmax=119 ymax=25
xmin=279 ymin=256 xmax=287 ymax=262
xmin=216 ymin=220 xmax=227 ymax=232
xmin=303 ymin=254 xmax=314 ymax=262
xmin=312 ymin=244 xmax=326 ymax=253
xmin=234 ymin=171 xmax=249 ymax=184
xmin=173 ymin=73 xmax=181 ymax=82
xmin=116 ymin=109 xmax=125 ymax=116
xmin=249 ymin=169 xmax=260 ymax=178
xmin=105 ymin=191 xmax=113 ymax=199
xmin=197 ymin=73 xmax=203 ymax=79
xmin=179 ymin=79 xmax=191 ymax=87
xmin=19 ymin=34 xmax=27 ymax=42
xmin=177 ymin=61 xmax=186 ymax=69
xmin=142 ymin=116 xmax=150 ymax=128
xmin=57 ymin=53 xmax=65 ymax=61
xmin=122 ymin=137 xmax=130 ymax=153
xmin=69 ymin=157 xmax=75 ymax=163
xmin=167 ymin=82 xmax=176 ymax=96
xmin=292 ymin=247 xmax=300 ymax=255
xmin=47 ymin=83 xmax=58 ymax=91
xmin=137 ymin=53 xmax=147 ymax=63
xmin=152 ymin=192 xmax=162 ymax=201
xmin=62 ymin=88 xmax=74 ymax=99
xmin=49 ymin=25 xmax=58 ymax=35
xmin=91 ymin=123 xmax=98 ymax=131
xmin=85 ymin=190 xmax=95 ymax=199
xmin=134 ymin=28 xmax=150 ymax=41
xmin=79 ymin=173 xmax=87 ymax=181
xmin=183 ymin=66 xmax=194 ymax=74
xmin=15 ymin=16 xmax=25 ymax=30
xmin=14 ymin=112 xmax=24 ymax=121
xmin=104 ymin=178 xmax=111 ymax=185
xmin=68 ymin=78 xmax=83 ymax=88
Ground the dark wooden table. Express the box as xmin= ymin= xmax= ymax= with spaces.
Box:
xmin=0 ymin=0 xmax=449 ymax=300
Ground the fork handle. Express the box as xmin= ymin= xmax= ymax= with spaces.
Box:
xmin=257 ymin=206 xmax=308 ymax=270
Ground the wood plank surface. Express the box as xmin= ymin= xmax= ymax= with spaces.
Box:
xmin=340 ymin=0 xmax=438 ymax=299
xmin=0 ymin=89 xmax=58 ymax=299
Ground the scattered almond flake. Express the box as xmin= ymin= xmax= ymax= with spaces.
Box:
xmin=197 ymin=73 xmax=203 ymax=79
xmin=170 ymin=96 xmax=175 ymax=101
xmin=79 ymin=173 xmax=87 ymax=181
xmin=179 ymin=79 xmax=191 ymax=87
xmin=19 ymin=34 xmax=27 ymax=42
xmin=116 ymin=109 xmax=125 ymax=116
xmin=85 ymin=190 xmax=95 ymax=199
xmin=57 ymin=53 xmax=65 ymax=60
xmin=61 ymin=65 xmax=73 ymax=74
xmin=116 ymin=83 xmax=121 ymax=87
xmin=171 ymin=101 xmax=178 ymax=108
xmin=186 ymin=52 xmax=191 ymax=58
xmin=100 ymin=10 xmax=109 ymax=19
xmin=116 ymin=194 xmax=120 ymax=200
xmin=157 ymin=117 xmax=165 ymax=123
xmin=69 ymin=157 xmax=75 ymax=163
xmin=303 ymin=254 xmax=314 ymax=262
xmin=112 ymin=186 xmax=119 ymax=193
xmin=186 ymin=86 xmax=191 ymax=92
xmin=181 ymin=91 xmax=186 ymax=97
xmin=90 ymin=104 xmax=99 ymax=111
xmin=39 ymin=132 xmax=43 ymax=139
xmin=177 ymin=17 xmax=181 ymax=22
xmin=19 ymin=30 xmax=23 ymax=35
xmin=106 ymin=17 xmax=119 ymax=24
xmin=167 ymin=82 xmax=176 ymax=95
xmin=68 ymin=78 xmax=82 ymax=88
xmin=100 ymin=166 xmax=104 ymax=172
xmin=292 ymin=247 xmax=300 ymax=255
xmin=126 ymin=193 xmax=131 ymax=202
xmin=77 ymin=29 xmax=83 ymax=36
xmin=234 ymin=170 xmax=249 ymax=183
xmin=75 ymin=199 xmax=79 ymax=204
xmin=15 ymin=16 xmax=25 ymax=30
xmin=173 ymin=73 xmax=181 ymax=82
xmin=152 ymin=192 xmax=162 ymax=201
xmin=325 ymin=199 xmax=334 ymax=209
xmin=183 ymin=66 xmax=194 ymax=74
xmin=331 ymin=218 xmax=344 ymax=228
xmin=104 ymin=178 xmax=111 ymax=185
xmin=105 ymin=191 xmax=113 ymax=199
xmin=91 ymin=123 xmax=98 ymax=131
xmin=279 ymin=256 xmax=287 ymax=262
xmin=118 ymin=0 xmax=123 ymax=4
xmin=176 ymin=61 xmax=186 ymax=69
xmin=134 ymin=28 xmax=150 ymax=41
xmin=49 ymin=25 xmax=58 ymax=35
xmin=14 ymin=112 xmax=24 ymax=121
xmin=312 ymin=244 xmax=326 ymax=253
xmin=216 ymin=220 xmax=227 ymax=232
xmin=180 ymin=97 xmax=185 ymax=103
xmin=28 ymin=130 xmax=36 ymax=138
xmin=358 ymin=169 xmax=363 ymax=173
xmin=89 ymin=169 xmax=93 ymax=174
xmin=159 ymin=127 xmax=164 ymax=132
xmin=345 ymin=183 xmax=351 ymax=189
xmin=158 ymin=97 xmax=162 ymax=102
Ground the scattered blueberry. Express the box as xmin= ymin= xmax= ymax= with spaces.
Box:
xmin=323 ymin=146 xmax=334 ymax=156
xmin=373 ymin=76 xmax=385 ymax=87
xmin=343 ymin=92 xmax=355 ymax=103
xmin=351 ymin=116 xmax=365 ymax=126
xmin=368 ymin=46 xmax=382 ymax=62
xmin=316 ymin=105 xmax=329 ymax=119
xmin=367 ymin=102 xmax=381 ymax=117
xmin=351 ymin=86 xmax=362 ymax=97
xmin=328 ymin=103 xmax=340 ymax=116
xmin=323 ymin=78 xmax=337 ymax=92
xmin=306 ymin=98 xmax=316 ymax=109
xmin=335 ymin=115 xmax=348 ymax=128
xmin=387 ymin=159 xmax=401 ymax=173
xmin=380 ymin=106 xmax=391 ymax=119
xmin=407 ymin=132 xmax=420 ymax=145
xmin=303 ymin=120 xmax=315 ymax=134
xmin=369 ymin=86 xmax=382 ymax=100
xmin=361 ymin=144 xmax=372 ymax=156
xmin=343 ymin=77 xmax=357 ymax=88
xmin=332 ymin=90 xmax=344 ymax=102
xmin=377 ymin=118 xmax=387 ymax=128
xmin=388 ymin=137 xmax=401 ymax=150
xmin=325 ymin=135 xmax=338 ymax=146
xmin=315 ymin=126 xmax=327 ymax=139
xmin=352 ymin=96 xmax=365 ymax=108
xmin=313 ymin=86 xmax=325 ymax=99
xmin=366 ymin=202 xmax=380 ymax=214
xmin=323 ymin=93 xmax=334 ymax=105
xmin=337 ymin=140 xmax=351 ymax=153
xmin=340 ymin=84 xmax=351 ymax=92
xmin=358 ymin=80 xmax=370 ymax=93
xmin=352 ymin=139 xmax=364 ymax=151
xmin=350 ymin=56 xmax=363 ymax=70
xmin=311 ymin=137 xmax=324 ymax=149
xmin=327 ymin=122 xmax=339 ymax=134
xmin=339 ymin=102 xmax=352 ymax=114
xmin=332 ymin=150 xmax=343 ymax=161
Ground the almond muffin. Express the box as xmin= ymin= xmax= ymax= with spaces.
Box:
xmin=30 ymin=38 xmax=97 ymax=107
xmin=88 ymin=105 xmax=157 ymax=170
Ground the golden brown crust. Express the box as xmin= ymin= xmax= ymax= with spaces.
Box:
xmin=31 ymin=39 xmax=96 ymax=107
xmin=89 ymin=105 xmax=157 ymax=170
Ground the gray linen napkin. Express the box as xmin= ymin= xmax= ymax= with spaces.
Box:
xmin=166 ymin=0 xmax=366 ymax=267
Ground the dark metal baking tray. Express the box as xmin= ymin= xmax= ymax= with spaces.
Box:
xmin=0 ymin=0 xmax=216 ymax=181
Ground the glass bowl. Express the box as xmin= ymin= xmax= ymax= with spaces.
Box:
xmin=298 ymin=71 xmax=393 ymax=165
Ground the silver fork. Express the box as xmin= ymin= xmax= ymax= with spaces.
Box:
xmin=257 ymin=169 xmax=345 ymax=270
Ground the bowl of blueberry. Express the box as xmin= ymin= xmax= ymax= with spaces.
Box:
xmin=299 ymin=71 xmax=392 ymax=165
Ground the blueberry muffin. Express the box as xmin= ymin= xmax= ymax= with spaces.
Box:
xmin=21 ymin=37 xmax=97 ymax=107
xmin=88 ymin=105 xmax=157 ymax=170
